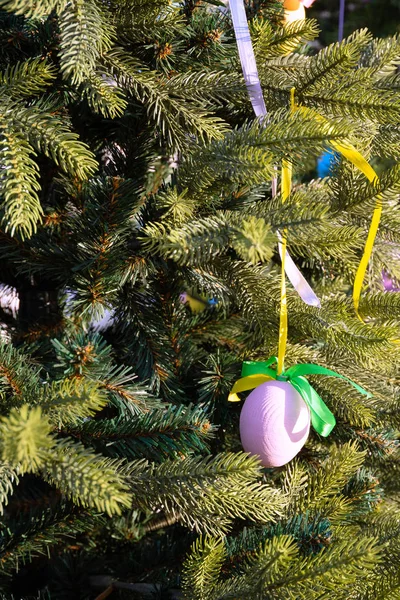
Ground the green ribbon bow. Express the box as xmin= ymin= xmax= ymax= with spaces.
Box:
xmin=228 ymin=357 xmax=372 ymax=437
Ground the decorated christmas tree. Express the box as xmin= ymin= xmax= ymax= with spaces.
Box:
xmin=1 ymin=0 xmax=400 ymax=598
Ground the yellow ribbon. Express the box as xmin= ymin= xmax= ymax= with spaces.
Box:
xmin=283 ymin=89 xmax=381 ymax=328
xmin=329 ymin=140 xmax=381 ymax=317
xmin=277 ymin=89 xmax=296 ymax=374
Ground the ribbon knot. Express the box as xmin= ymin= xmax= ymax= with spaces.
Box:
xmin=276 ymin=374 xmax=289 ymax=382
xmin=228 ymin=357 xmax=371 ymax=438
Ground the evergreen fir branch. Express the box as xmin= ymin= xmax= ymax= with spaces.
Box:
xmin=358 ymin=291 xmax=400 ymax=321
xmin=181 ymin=136 xmax=275 ymax=193
xmin=330 ymin=163 xmax=400 ymax=214
xmin=359 ymin=34 xmax=400 ymax=78
xmin=182 ymin=110 xmax=351 ymax=194
xmin=51 ymin=332 xmax=114 ymax=378
xmin=260 ymin=52 xmax=311 ymax=82
xmin=296 ymin=29 xmax=373 ymax=94
xmin=0 ymin=342 xmax=41 ymax=405
xmin=97 ymin=364 xmax=160 ymax=413
xmin=183 ymin=534 xmax=380 ymax=599
xmin=44 ymin=439 xmax=131 ymax=516
xmin=141 ymin=217 xmax=231 ymax=266
xmin=301 ymin=84 xmax=400 ymax=125
xmin=240 ymin=185 xmax=331 ymax=238
xmin=287 ymin=223 xmax=364 ymax=267
xmin=59 ymin=0 xmax=115 ymax=85
xmin=0 ymin=119 xmax=42 ymax=238
xmin=288 ymin=301 xmax=395 ymax=364
xmin=235 ymin=535 xmax=300 ymax=596
xmin=51 ymin=334 xmax=158 ymax=412
xmin=39 ymin=378 xmax=109 ymax=427
xmin=181 ymin=536 xmax=227 ymax=600
xmin=264 ymin=536 xmax=381 ymax=599
xmin=371 ymin=123 xmax=400 ymax=160
xmin=0 ymin=405 xmax=54 ymax=474
xmin=299 ymin=442 xmax=366 ymax=517
xmin=0 ymin=507 xmax=100 ymax=577
xmin=341 ymin=467 xmax=383 ymax=520
xmin=66 ymin=404 xmax=215 ymax=461
xmin=225 ymin=515 xmax=333 ymax=564
xmin=209 ymin=258 xmax=277 ymax=335
xmin=10 ymin=103 xmax=98 ymax=180
xmin=281 ymin=461 xmax=309 ymax=515
xmin=0 ymin=461 xmax=18 ymax=516
xmin=0 ymin=0 xmax=67 ymax=17
xmin=158 ymin=187 xmax=198 ymax=226
xmin=119 ymin=3 xmax=185 ymax=44
xmin=197 ymin=352 xmax=244 ymax=406
xmin=0 ymin=57 xmax=56 ymax=99
xmin=81 ymin=71 xmax=128 ymax=119
xmin=231 ymin=216 xmax=275 ymax=265
xmin=163 ymin=70 xmax=243 ymax=107
xmin=374 ymin=71 xmax=400 ymax=90
xmin=126 ymin=452 xmax=286 ymax=535
xmin=105 ymin=49 xmax=229 ymax=149
xmin=362 ymin=570 xmax=400 ymax=600
xmin=252 ymin=17 xmax=319 ymax=60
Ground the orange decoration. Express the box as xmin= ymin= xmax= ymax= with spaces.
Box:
xmin=283 ymin=0 xmax=301 ymax=9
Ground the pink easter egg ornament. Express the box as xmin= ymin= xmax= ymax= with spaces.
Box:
xmin=239 ymin=380 xmax=310 ymax=468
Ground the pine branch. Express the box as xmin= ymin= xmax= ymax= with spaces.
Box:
xmin=181 ymin=536 xmax=226 ymax=600
xmin=105 ymin=49 xmax=229 ymax=149
xmin=299 ymin=442 xmax=366 ymax=517
xmin=44 ymin=439 xmax=132 ymax=516
xmin=0 ymin=117 xmax=42 ymax=238
xmin=252 ymin=17 xmax=319 ymax=60
xmin=125 ymin=452 xmax=286 ymax=535
xmin=59 ymin=0 xmax=114 ymax=85
xmin=0 ymin=405 xmax=54 ymax=474
xmin=0 ymin=506 xmax=100 ymax=576
xmin=40 ymin=378 xmax=109 ymax=427
xmin=0 ymin=0 xmax=67 ymax=18
xmin=0 ymin=342 xmax=41 ymax=404
xmin=10 ymin=102 xmax=98 ymax=180
xmin=296 ymin=29 xmax=373 ymax=94
xmin=65 ymin=404 xmax=215 ymax=461
xmin=0 ymin=57 xmax=56 ymax=99
xmin=81 ymin=71 xmax=128 ymax=118
xmin=0 ymin=461 xmax=18 ymax=516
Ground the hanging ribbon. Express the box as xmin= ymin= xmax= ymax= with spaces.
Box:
xmin=228 ymin=356 xmax=371 ymax=437
xmin=292 ymin=101 xmax=382 ymax=319
xmin=229 ymin=0 xmax=321 ymax=308
xmin=331 ymin=139 xmax=381 ymax=318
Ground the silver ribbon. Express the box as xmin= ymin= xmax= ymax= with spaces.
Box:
xmin=229 ymin=0 xmax=320 ymax=307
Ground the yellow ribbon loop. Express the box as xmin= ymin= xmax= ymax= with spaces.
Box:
xmin=329 ymin=140 xmax=381 ymax=318
xmin=289 ymin=94 xmax=382 ymax=321
xmin=228 ymin=374 xmax=274 ymax=402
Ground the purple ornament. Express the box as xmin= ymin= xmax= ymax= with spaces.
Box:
xmin=383 ymin=271 xmax=400 ymax=292
xmin=240 ymin=380 xmax=310 ymax=468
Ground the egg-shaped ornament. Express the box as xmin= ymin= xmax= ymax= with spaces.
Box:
xmin=239 ymin=380 xmax=310 ymax=468
xmin=283 ymin=0 xmax=306 ymax=25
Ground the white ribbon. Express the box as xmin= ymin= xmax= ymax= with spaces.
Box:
xmin=229 ymin=0 xmax=320 ymax=307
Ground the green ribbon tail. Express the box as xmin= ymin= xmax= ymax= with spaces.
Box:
xmin=241 ymin=357 xmax=278 ymax=378
xmin=285 ymin=364 xmax=372 ymax=398
xmin=289 ymin=376 xmax=336 ymax=437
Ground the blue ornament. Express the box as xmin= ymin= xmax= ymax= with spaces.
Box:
xmin=317 ymin=151 xmax=339 ymax=178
